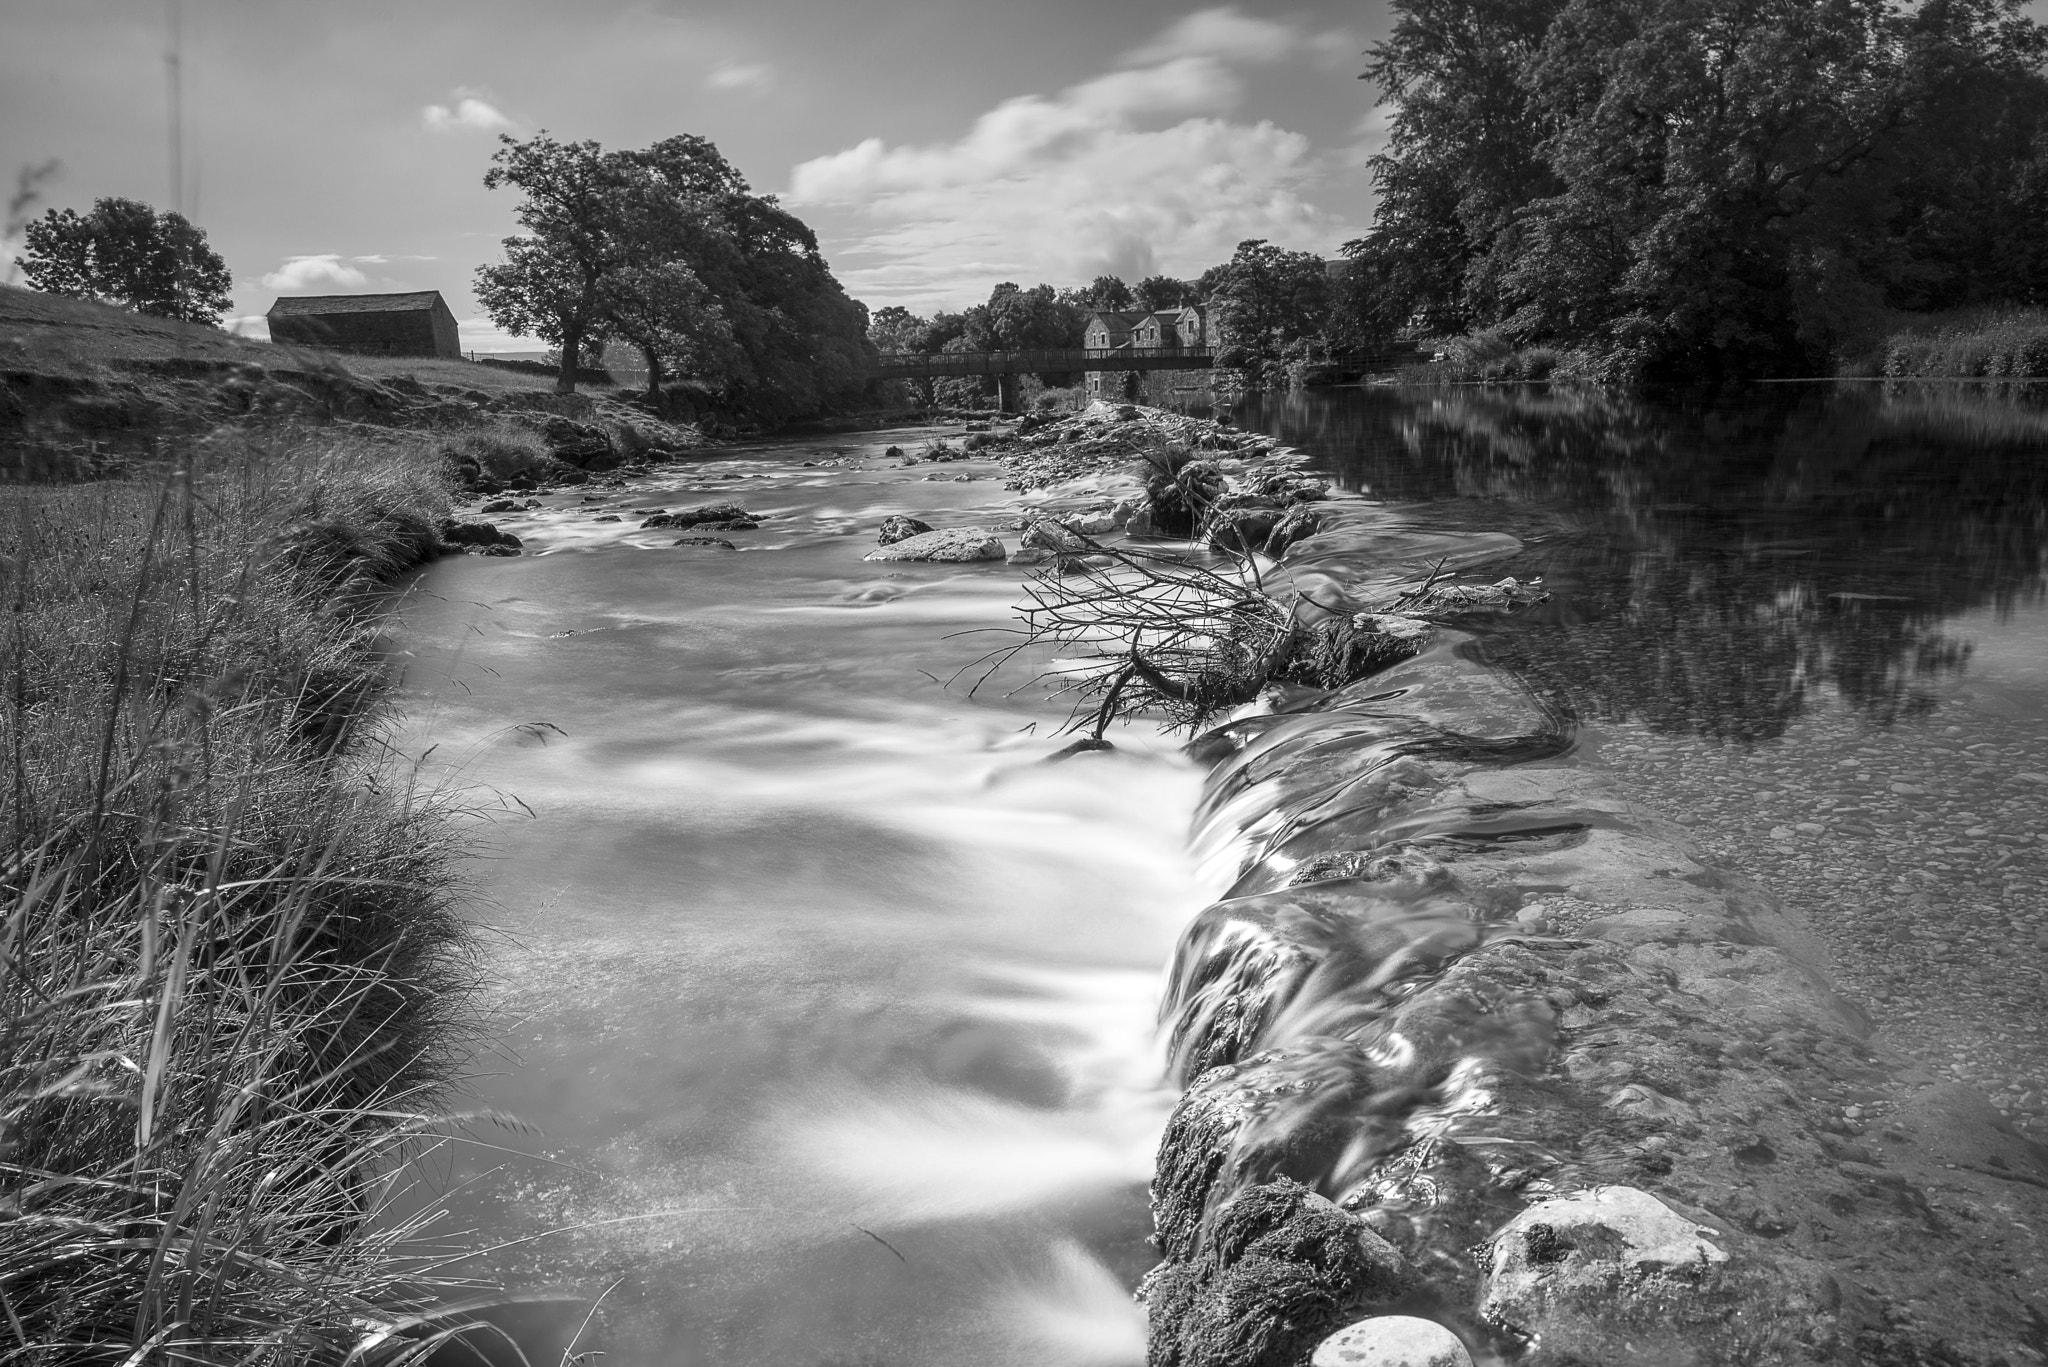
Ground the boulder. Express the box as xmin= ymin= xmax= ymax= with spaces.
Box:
xmin=1480 ymin=1186 xmax=1727 ymax=1340
xmin=1310 ymin=1318 xmax=1473 ymax=1367
xmin=479 ymin=498 xmax=522 ymax=514
xmin=642 ymin=504 xmax=758 ymax=530
xmin=1021 ymin=518 xmax=1087 ymax=554
xmin=862 ymin=527 xmax=1006 ymax=563
xmin=1208 ymin=506 xmax=1281 ymax=553
xmin=672 ymin=536 xmax=736 ymax=549
xmin=537 ymin=415 xmax=618 ymax=470
xmin=438 ymin=519 xmax=521 ymax=552
xmin=1066 ymin=510 xmax=1118 ymax=536
xmin=877 ymin=515 xmax=934 ymax=546
xmin=1144 ymin=1179 xmax=1411 ymax=1367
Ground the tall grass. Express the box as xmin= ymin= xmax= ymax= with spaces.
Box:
xmin=1876 ymin=307 xmax=2048 ymax=379
xmin=1 ymin=427 xmax=483 ymax=1362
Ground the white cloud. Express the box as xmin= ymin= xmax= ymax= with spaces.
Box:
xmin=786 ymin=22 xmax=1334 ymax=309
xmin=422 ymin=93 xmax=513 ymax=133
xmin=1124 ymin=7 xmax=1305 ymax=64
xmin=259 ymin=254 xmax=371 ymax=292
xmin=706 ymin=60 xmax=773 ymax=94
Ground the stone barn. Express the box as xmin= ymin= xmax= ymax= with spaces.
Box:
xmin=266 ymin=290 xmax=461 ymax=358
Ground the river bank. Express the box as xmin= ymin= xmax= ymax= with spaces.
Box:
xmin=0 ymin=423 xmax=484 ymax=1359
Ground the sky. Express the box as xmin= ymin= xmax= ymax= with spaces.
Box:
xmin=0 ymin=0 xmax=1397 ymax=350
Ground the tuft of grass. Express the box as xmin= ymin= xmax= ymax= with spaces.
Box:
xmin=1 ymin=427 xmax=486 ymax=1362
xmin=438 ymin=421 xmax=564 ymax=486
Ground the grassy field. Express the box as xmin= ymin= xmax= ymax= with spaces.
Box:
xmin=2 ymin=296 xmax=498 ymax=1361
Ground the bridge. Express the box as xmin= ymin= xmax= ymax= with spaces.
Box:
xmin=867 ymin=341 xmax=1423 ymax=381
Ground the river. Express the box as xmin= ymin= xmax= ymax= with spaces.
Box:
xmin=390 ymin=381 xmax=2048 ymax=1366
xmin=389 ymin=427 xmax=1203 ymax=1367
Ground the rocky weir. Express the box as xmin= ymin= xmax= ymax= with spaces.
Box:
xmin=1117 ymin=467 xmax=2048 ymax=1366
xmin=958 ymin=403 xmax=2048 ymax=1367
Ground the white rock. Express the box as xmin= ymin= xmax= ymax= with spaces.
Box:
xmin=1311 ymin=1316 xmax=1472 ymax=1367
xmin=862 ymin=528 xmax=1006 ymax=563
xmin=1482 ymin=1186 xmax=1726 ymax=1335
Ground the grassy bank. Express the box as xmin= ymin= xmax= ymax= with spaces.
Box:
xmin=1 ymin=425 xmax=480 ymax=1360
xmin=1864 ymin=306 xmax=2048 ymax=379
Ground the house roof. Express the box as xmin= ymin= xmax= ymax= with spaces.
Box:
xmin=1085 ymin=310 xmax=1148 ymax=328
xmin=267 ymin=291 xmax=446 ymax=317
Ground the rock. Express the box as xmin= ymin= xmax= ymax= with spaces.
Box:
xmin=479 ymin=498 xmax=522 ymax=514
xmin=1208 ymin=506 xmax=1281 ymax=553
xmin=643 ymin=503 xmax=757 ymax=530
xmin=1310 ymin=1317 xmax=1473 ymax=1367
xmin=1480 ymin=1186 xmax=1727 ymax=1339
xmin=438 ymin=519 xmax=520 ymax=551
xmin=594 ymin=514 xmax=621 ymax=523
xmin=537 ymin=415 xmax=618 ymax=470
xmin=1066 ymin=510 xmax=1118 ymax=536
xmin=1265 ymin=504 xmax=1324 ymax=556
xmin=1022 ymin=518 xmax=1087 ymax=554
xmin=862 ymin=528 xmax=1005 ymax=563
xmin=672 ymin=536 xmax=735 ymax=549
xmin=883 ymin=445 xmax=904 ymax=459
xmin=477 ymin=544 xmax=520 ymax=557
xmin=877 ymin=515 xmax=934 ymax=545
xmin=1145 ymin=1179 xmax=1411 ymax=1367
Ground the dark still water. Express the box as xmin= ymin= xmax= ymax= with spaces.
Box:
xmin=1225 ymin=382 xmax=2048 ymax=1128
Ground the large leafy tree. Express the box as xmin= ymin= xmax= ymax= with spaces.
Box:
xmin=477 ymin=131 xmax=873 ymax=408
xmin=1351 ymin=0 xmax=2048 ymax=377
xmin=475 ymin=135 xmax=632 ymax=393
xmin=17 ymin=197 xmax=232 ymax=324
xmin=1206 ymin=240 xmax=1332 ymax=367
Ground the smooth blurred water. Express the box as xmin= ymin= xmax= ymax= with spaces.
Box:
xmin=387 ymin=433 xmax=1210 ymax=1367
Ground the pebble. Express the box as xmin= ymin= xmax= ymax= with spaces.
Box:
xmin=1598 ymin=707 xmax=2048 ymax=1137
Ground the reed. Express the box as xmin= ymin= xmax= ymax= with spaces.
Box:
xmin=1 ymin=426 xmax=483 ymax=1363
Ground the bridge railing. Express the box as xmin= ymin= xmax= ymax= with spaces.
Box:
xmin=871 ymin=346 xmax=1216 ymax=377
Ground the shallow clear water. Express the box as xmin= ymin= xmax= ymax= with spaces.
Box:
xmin=388 ymin=434 xmax=1209 ymax=1367
xmin=1221 ymin=381 xmax=2048 ymax=1130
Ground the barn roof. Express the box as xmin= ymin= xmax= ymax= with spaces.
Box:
xmin=266 ymin=291 xmax=446 ymax=317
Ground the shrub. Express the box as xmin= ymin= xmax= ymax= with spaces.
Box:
xmin=1878 ymin=308 xmax=2048 ymax=379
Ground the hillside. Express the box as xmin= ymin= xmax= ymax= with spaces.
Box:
xmin=0 ymin=287 xmax=707 ymax=480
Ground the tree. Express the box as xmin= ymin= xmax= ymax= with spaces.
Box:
xmin=17 ymin=196 xmax=231 ymax=324
xmin=1353 ymin=0 xmax=2048 ymax=376
xmin=1081 ymin=274 xmax=1135 ymax=311
xmin=1206 ymin=240 xmax=1332 ymax=368
xmin=1133 ymin=275 xmax=1192 ymax=311
xmin=475 ymin=134 xmax=630 ymax=392
xmin=477 ymin=131 xmax=875 ymax=409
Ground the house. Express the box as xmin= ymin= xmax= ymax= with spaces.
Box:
xmin=266 ymin=290 xmax=461 ymax=358
xmin=1083 ymin=304 xmax=1211 ymax=399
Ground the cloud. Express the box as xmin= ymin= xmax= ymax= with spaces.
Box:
xmin=260 ymin=254 xmax=372 ymax=292
xmin=421 ymin=93 xmax=513 ymax=133
xmin=1123 ymin=7 xmax=1305 ymax=64
xmin=786 ymin=20 xmax=1335 ymax=309
xmin=706 ymin=60 xmax=773 ymax=94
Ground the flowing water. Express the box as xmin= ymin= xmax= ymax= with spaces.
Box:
xmin=388 ymin=431 xmax=1206 ymax=1367
xmin=391 ymin=382 xmax=2048 ymax=1365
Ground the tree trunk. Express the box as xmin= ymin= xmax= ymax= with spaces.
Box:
xmin=557 ymin=320 xmax=582 ymax=394
xmin=641 ymin=342 xmax=664 ymax=405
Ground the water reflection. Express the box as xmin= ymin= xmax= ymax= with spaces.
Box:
xmin=1228 ymin=383 xmax=2048 ymax=740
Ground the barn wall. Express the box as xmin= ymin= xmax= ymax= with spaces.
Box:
xmin=269 ymin=310 xmax=444 ymax=357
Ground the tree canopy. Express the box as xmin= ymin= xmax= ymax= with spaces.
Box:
xmin=476 ymin=131 xmax=872 ymax=407
xmin=1206 ymin=239 xmax=1334 ymax=367
xmin=1346 ymin=0 xmax=2048 ymax=377
xmin=16 ymin=197 xmax=232 ymax=324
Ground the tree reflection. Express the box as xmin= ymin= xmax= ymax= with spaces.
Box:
xmin=1228 ymin=384 xmax=2048 ymax=741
